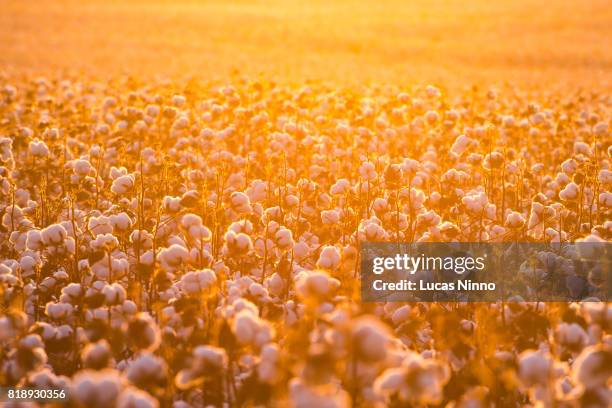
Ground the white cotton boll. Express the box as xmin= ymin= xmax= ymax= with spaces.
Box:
xmin=90 ymin=233 xmax=119 ymax=252
xmin=228 ymin=220 xmax=254 ymax=235
xmin=19 ymin=255 xmax=38 ymax=274
xmin=559 ymin=182 xmax=579 ymax=200
xmin=352 ymin=316 xmax=391 ymax=362
xmin=249 ymin=282 xmax=268 ymax=299
xmin=274 ymin=227 xmax=294 ymax=250
xmin=126 ymin=353 xmax=166 ymax=388
xmin=181 ymin=213 xmax=202 ymax=228
xmin=574 ymin=141 xmax=592 ymax=156
xmin=462 ymin=192 xmax=488 ymax=213
xmin=110 ymin=213 xmax=132 ymax=232
xmin=180 ymin=269 xmax=217 ymax=295
xmin=89 ymin=216 xmax=113 ymax=236
xmin=122 ymin=300 xmax=137 ymax=315
xmin=316 ymin=245 xmax=341 ymax=270
xmin=450 ymin=135 xmax=473 ymax=155
xmin=60 ymin=283 xmax=82 ymax=303
xmin=359 ymin=161 xmax=377 ymax=180
xmin=26 ymin=229 xmax=43 ymax=250
xmin=599 ymin=192 xmax=612 ymax=207
xmin=232 ymin=309 xmax=274 ymax=346
xmin=571 ymin=345 xmax=611 ymax=389
xmin=41 ymin=224 xmax=67 ymax=246
xmin=293 ymin=241 xmax=310 ymax=260
xmin=321 ymin=209 xmax=340 ymax=225
xmin=258 ymin=343 xmax=280 ymax=383
xmin=110 ymin=166 xmax=127 ymax=179
xmin=158 ymin=244 xmax=189 ymax=271
xmin=162 ymin=196 xmax=182 ymax=213
xmin=330 ymin=178 xmax=350 ymax=195
xmin=372 ymin=198 xmax=388 ymax=213
xmin=358 ymin=218 xmax=387 ymax=241
xmin=72 ymin=369 xmax=123 ymax=407
xmin=518 ymin=349 xmax=552 ymax=387
xmin=561 ymin=158 xmax=577 ymax=175
xmin=74 ymin=159 xmax=92 ymax=177
xmin=224 ymin=231 xmax=253 ymax=254
xmin=246 ymin=179 xmax=267 ymax=202
xmin=391 ymin=305 xmax=411 ymax=325
xmin=289 ymin=377 xmax=351 ymax=408
xmin=265 ymin=273 xmax=285 ymax=297
xmin=111 ymin=174 xmax=135 ymax=195
xmin=29 ymin=139 xmax=50 ymax=158
xmin=230 ymin=191 xmax=252 ymax=213
xmin=20 ymin=334 xmax=44 ymax=349
xmin=102 ymin=283 xmax=126 ymax=304
xmin=598 ymin=169 xmax=612 ymax=184
xmin=505 ymin=211 xmax=525 ymax=228
xmin=130 ymin=230 xmax=153 ymax=249
xmin=555 ymin=323 xmax=588 ymax=350
xmin=296 ymin=270 xmax=340 ymax=300
xmin=117 ymin=387 xmax=159 ymax=408
xmin=45 ymin=302 xmax=74 ymax=320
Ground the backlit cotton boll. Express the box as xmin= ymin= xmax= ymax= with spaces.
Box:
xmin=180 ymin=269 xmax=217 ymax=295
xmin=316 ymin=245 xmax=341 ymax=270
xmin=41 ymin=224 xmax=68 ymax=246
xmin=111 ymin=174 xmax=135 ymax=195
xmin=559 ymin=181 xmax=580 ymax=200
xmin=29 ymin=139 xmax=50 ymax=158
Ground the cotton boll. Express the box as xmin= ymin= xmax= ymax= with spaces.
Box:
xmin=230 ymin=191 xmax=252 ymax=213
xmin=559 ymin=182 xmax=579 ymax=200
xmin=391 ymin=305 xmax=411 ymax=325
xmin=289 ymin=377 xmax=351 ymax=408
xmin=110 ymin=213 xmax=133 ymax=232
xmin=82 ymin=340 xmax=114 ymax=369
xmin=126 ymin=353 xmax=167 ymax=390
xmin=316 ymin=245 xmax=341 ymax=270
xmin=505 ymin=211 xmax=525 ymax=228
xmin=74 ymin=159 xmax=92 ymax=177
xmin=571 ymin=345 xmax=611 ymax=390
xmin=88 ymin=215 xmax=113 ymax=236
xmin=352 ymin=316 xmax=391 ymax=362
xmin=224 ymin=231 xmax=253 ymax=255
xmin=257 ymin=343 xmax=280 ymax=383
xmin=295 ymin=270 xmax=340 ymax=301
xmin=274 ymin=227 xmax=294 ymax=250
xmin=180 ymin=269 xmax=217 ymax=295
xmin=555 ymin=322 xmax=588 ymax=351
xmin=45 ymin=302 xmax=74 ymax=320
xmin=232 ymin=309 xmax=275 ymax=347
xmin=102 ymin=283 xmax=127 ymax=305
xmin=359 ymin=161 xmax=377 ymax=180
xmin=451 ymin=134 xmax=474 ymax=156
xmin=599 ymin=192 xmax=612 ymax=208
xmin=518 ymin=349 xmax=552 ymax=387
xmin=127 ymin=313 xmax=161 ymax=352
xmin=330 ymin=178 xmax=350 ymax=195
xmin=90 ymin=233 xmax=119 ymax=252
xmin=162 ymin=196 xmax=182 ymax=213
xmin=29 ymin=139 xmax=50 ymax=158
xmin=71 ymin=369 xmax=124 ymax=408
xmin=157 ymin=244 xmax=190 ymax=271
xmin=111 ymin=174 xmax=135 ymax=195
xmin=41 ymin=224 xmax=67 ymax=246
xmin=573 ymin=141 xmax=592 ymax=156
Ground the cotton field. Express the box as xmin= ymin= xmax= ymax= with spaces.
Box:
xmin=0 ymin=77 xmax=610 ymax=408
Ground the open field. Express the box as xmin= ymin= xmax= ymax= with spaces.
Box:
xmin=1 ymin=0 xmax=611 ymax=89
xmin=0 ymin=1 xmax=611 ymax=407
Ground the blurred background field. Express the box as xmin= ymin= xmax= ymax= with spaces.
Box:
xmin=1 ymin=0 xmax=611 ymax=89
